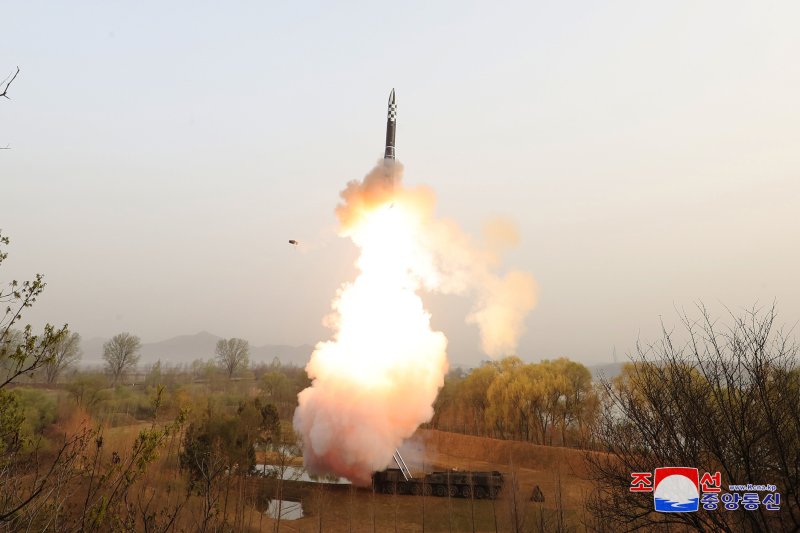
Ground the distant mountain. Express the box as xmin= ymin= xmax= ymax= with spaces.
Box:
xmin=249 ymin=344 xmax=314 ymax=367
xmin=80 ymin=337 xmax=108 ymax=367
xmin=139 ymin=331 xmax=221 ymax=364
xmin=79 ymin=331 xmax=313 ymax=368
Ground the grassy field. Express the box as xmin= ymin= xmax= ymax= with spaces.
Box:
xmin=9 ymin=384 xmax=595 ymax=531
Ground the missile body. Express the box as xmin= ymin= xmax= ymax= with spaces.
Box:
xmin=384 ymin=89 xmax=396 ymax=160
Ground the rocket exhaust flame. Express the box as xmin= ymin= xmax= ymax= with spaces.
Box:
xmin=294 ymin=163 xmax=447 ymax=486
xmin=293 ymin=92 xmax=536 ymax=485
xmin=293 ymin=164 xmax=536 ymax=485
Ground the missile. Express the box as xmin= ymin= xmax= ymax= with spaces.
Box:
xmin=384 ymin=88 xmax=396 ymax=160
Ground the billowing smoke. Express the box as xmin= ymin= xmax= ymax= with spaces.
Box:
xmin=293 ymin=161 xmax=536 ymax=485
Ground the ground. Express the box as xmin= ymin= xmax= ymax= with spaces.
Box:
xmin=256 ymin=429 xmax=595 ymax=532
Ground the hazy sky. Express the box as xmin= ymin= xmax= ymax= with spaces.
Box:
xmin=3 ymin=1 xmax=799 ymax=366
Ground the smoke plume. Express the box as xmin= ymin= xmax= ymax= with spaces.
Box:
xmin=293 ymin=161 xmax=536 ymax=484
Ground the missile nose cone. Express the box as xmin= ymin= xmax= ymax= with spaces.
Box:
xmin=388 ymin=88 xmax=396 ymax=105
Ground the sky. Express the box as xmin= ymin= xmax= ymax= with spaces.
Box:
xmin=3 ymin=1 xmax=800 ymax=366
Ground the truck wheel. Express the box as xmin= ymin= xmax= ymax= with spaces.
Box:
xmin=490 ymin=487 xmax=500 ymax=499
xmin=383 ymin=484 xmax=395 ymax=494
xmin=475 ymin=486 xmax=487 ymax=499
xmin=448 ymin=485 xmax=458 ymax=498
xmin=461 ymin=485 xmax=472 ymax=499
xmin=423 ymin=484 xmax=432 ymax=496
xmin=411 ymin=484 xmax=421 ymax=496
xmin=434 ymin=485 xmax=446 ymax=497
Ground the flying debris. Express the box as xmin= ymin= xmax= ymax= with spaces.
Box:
xmin=384 ymin=88 xmax=396 ymax=161
xmin=288 ymin=239 xmax=299 ymax=246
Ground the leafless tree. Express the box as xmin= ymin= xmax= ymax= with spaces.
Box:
xmin=371 ymin=482 xmax=377 ymax=533
xmin=420 ymin=460 xmax=427 ymax=533
xmin=0 ymin=67 xmax=18 ymax=100
xmin=0 ymin=387 xmax=183 ymax=532
xmin=348 ymin=483 xmax=356 ymax=532
xmin=1 ymin=67 xmax=20 ymax=150
xmin=215 ymin=338 xmax=249 ymax=378
xmin=74 ymin=389 xmax=185 ymax=533
xmin=586 ymin=304 xmax=800 ymax=532
xmin=507 ymin=468 xmax=526 ymax=533
xmin=0 ymin=427 xmax=90 ymax=528
xmin=1 ymin=234 xmax=67 ymax=388
xmin=313 ymin=482 xmax=326 ymax=532
xmin=44 ymin=331 xmax=81 ymax=384
xmin=469 ymin=464 xmax=476 ymax=533
xmin=262 ymin=433 xmax=301 ymax=533
xmin=557 ymin=473 xmax=568 ymax=532
xmin=0 ymin=230 xmax=73 ymax=526
xmin=186 ymin=439 xmax=227 ymax=533
xmin=66 ymin=372 xmax=107 ymax=408
xmin=103 ymin=332 xmax=141 ymax=385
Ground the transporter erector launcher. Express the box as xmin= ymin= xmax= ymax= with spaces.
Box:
xmin=384 ymin=88 xmax=397 ymax=160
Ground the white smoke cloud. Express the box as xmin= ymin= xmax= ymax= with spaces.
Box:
xmin=293 ymin=161 xmax=536 ymax=484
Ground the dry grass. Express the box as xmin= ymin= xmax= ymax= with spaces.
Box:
xmin=246 ymin=429 xmax=596 ymax=532
xmin=417 ymin=428 xmax=591 ymax=476
xmin=40 ymin=408 xmax=598 ymax=531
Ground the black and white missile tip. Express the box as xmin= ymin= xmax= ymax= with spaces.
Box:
xmin=388 ymin=88 xmax=396 ymax=114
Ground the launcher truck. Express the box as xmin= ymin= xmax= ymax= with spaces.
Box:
xmin=372 ymin=468 xmax=504 ymax=499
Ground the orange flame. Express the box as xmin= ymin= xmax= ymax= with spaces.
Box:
xmin=294 ymin=162 xmax=535 ymax=485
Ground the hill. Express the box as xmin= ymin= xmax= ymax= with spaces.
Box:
xmin=79 ymin=331 xmax=313 ymax=368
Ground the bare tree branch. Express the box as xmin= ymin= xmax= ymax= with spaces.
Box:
xmin=0 ymin=67 xmax=20 ymax=99
xmin=585 ymin=304 xmax=800 ymax=532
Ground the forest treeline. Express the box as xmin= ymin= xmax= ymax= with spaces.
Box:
xmin=3 ymin=327 xmax=605 ymax=449
xmin=430 ymin=357 xmax=599 ymax=447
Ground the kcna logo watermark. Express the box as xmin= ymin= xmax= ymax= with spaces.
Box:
xmin=630 ymin=467 xmax=781 ymax=513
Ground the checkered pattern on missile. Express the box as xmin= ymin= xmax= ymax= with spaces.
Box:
xmin=388 ymin=104 xmax=397 ymax=122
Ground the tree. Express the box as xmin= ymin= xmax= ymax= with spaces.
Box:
xmin=263 ymin=423 xmax=301 ymax=533
xmin=484 ymin=359 xmax=571 ymax=445
xmin=0 ymin=230 xmax=83 ymax=527
xmin=586 ymin=305 xmax=800 ymax=532
xmin=526 ymin=363 xmax=567 ymax=445
xmin=1 ymin=67 xmax=20 ymax=150
xmin=258 ymin=401 xmax=281 ymax=443
xmin=261 ymin=369 xmax=292 ymax=401
xmin=261 ymin=368 xmax=296 ymax=419
xmin=44 ymin=331 xmax=81 ymax=384
xmin=144 ymin=359 xmax=162 ymax=387
xmin=214 ymin=338 xmax=249 ymax=378
xmin=1 ymin=232 xmax=67 ymax=389
xmin=486 ymin=364 xmax=536 ymax=441
xmin=430 ymin=369 xmax=464 ymax=431
xmin=460 ymin=363 xmax=498 ymax=435
xmin=103 ymin=332 xmax=141 ymax=385
xmin=0 ymin=230 xmax=67 ymax=445
xmin=179 ymin=404 xmax=260 ymax=532
xmin=180 ymin=414 xmax=257 ymax=487
xmin=67 ymin=372 xmax=108 ymax=408
xmin=74 ymin=388 xmax=187 ymax=532
xmin=0 ymin=67 xmax=19 ymax=100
